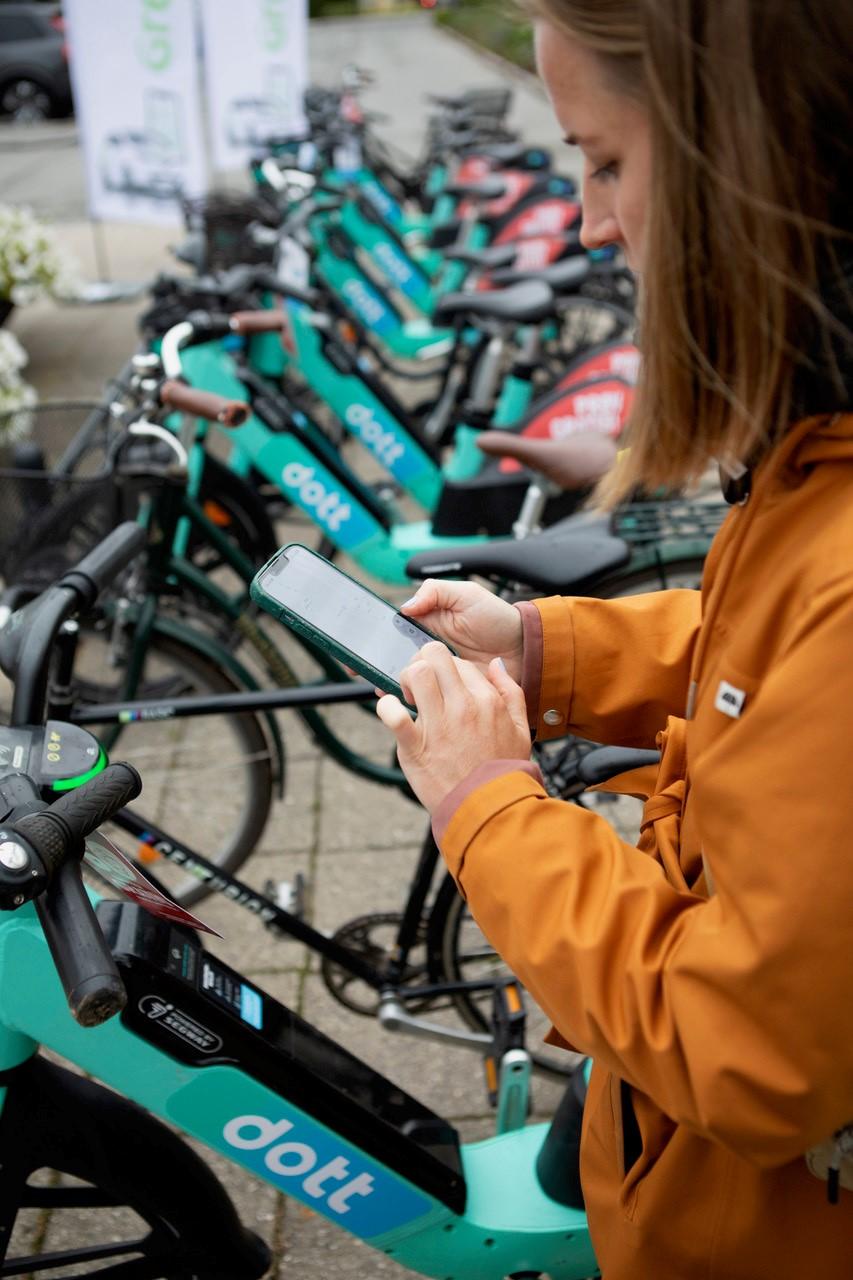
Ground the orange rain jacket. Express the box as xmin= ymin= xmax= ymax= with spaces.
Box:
xmin=437 ymin=413 xmax=853 ymax=1278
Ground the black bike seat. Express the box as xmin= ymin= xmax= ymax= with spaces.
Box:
xmin=491 ymin=255 xmax=591 ymax=292
xmin=434 ymin=280 xmax=556 ymax=326
xmin=462 ymin=141 xmax=528 ymax=166
xmin=443 ymin=243 xmax=518 ymax=269
xmin=406 ymin=527 xmax=630 ymax=594
xmin=577 ymin=745 xmax=661 ymax=786
xmin=444 ymin=177 xmax=507 ymax=201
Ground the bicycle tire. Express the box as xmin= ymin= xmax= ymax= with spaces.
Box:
xmin=73 ymin=631 xmax=276 ymax=908
xmin=1 ymin=1055 xmax=270 ymax=1279
xmin=596 ymin=554 xmax=706 ymax=597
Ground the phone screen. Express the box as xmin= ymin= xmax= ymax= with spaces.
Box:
xmin=257 ymin=546 xmax=437 ymax=683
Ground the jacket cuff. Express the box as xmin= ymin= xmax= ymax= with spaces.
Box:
xmin=434 ymin=765 xmax=547 ymax=892
xmin=515 ymin=597 xmax=576 ymax=740
xmin=514 ymin=600 xmax=543 ymax=730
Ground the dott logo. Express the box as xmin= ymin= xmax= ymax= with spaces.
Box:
xmin=344 ymin=405 xmax=405 ymax=467
xmin=342 ymin=278 xmax=387 ymax=327
xmin=373 ymin=242 xmax=414 ymax=288
xmin=281 ymin=463 xmax=352 ymax=531
xmin=223 ymin=1115 xmax=375 ymax=1215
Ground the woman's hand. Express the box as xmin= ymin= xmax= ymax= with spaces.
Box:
xmin=376 ymin=642 xmax=532 ymax=813
xmin=401 ymin=579 xmax=524 ymax=683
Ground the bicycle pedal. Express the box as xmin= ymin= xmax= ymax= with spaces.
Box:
xmin=262 ymin=872 xmax=308 ymax=921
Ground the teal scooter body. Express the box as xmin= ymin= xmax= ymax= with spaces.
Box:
xmin=178 ymin=337 xmax=489 ymax=585
xmin=0 ymin=894 xmax=597 ymax=1278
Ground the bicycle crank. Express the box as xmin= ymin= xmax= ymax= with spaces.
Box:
xmin=321 ymin=912 xmax=434 ymax=1016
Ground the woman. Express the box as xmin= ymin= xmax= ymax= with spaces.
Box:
xmin=376 ymin=2 xmax=853 ymax=1276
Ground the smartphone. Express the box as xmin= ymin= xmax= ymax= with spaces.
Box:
xmin=250 ymin=544 xmax=453 ymax=703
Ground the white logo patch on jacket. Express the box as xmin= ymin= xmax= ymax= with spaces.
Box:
xmin=715 ymin=680 xmax=746 ymax=718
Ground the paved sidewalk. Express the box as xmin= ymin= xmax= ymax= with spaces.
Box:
xmin=1 ymin=15 xmax=621 ymax=1277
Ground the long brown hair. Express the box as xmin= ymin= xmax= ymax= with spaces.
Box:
xmin=527 ymin=0 xmax=853 ymax=502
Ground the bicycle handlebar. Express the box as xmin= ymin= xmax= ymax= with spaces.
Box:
xmin=16 ymin=763 xmax=142 ymax=1026
xmin=159 ymin=378 xmax=250 ymax=427
xmin=228 ymin=310 xmax=285 ymax=336
xmin=55 ymin=522 xmax=147 ymax=612
xmin=6 ymin=523 xmax=146 ymax=723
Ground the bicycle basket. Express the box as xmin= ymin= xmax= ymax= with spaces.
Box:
xmin=181 ymin=190 xmax=280 ymax=271
xmin=0 ymin=401 xmax=122 ymax=592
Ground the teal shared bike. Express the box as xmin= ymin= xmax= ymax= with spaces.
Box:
xmin=0 ymin=522 xmax=598 ymax=1279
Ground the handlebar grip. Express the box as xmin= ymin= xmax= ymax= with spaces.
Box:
xmin=159 ymin=379 xmax=250 ymax=428
xmin=57 ymin=522 xmax=147 ymax=610
xmin=36 ymin=859 xmax=126 ymax=1026
xmin=228 ymin=310 xmax=285 ymax=336
xmin=48 ymin=762 xmax=143 ymax=845
xmin=183 ymin=310 xmax=235 ymax=339
xmin=18 ymin=763 xmax=142 ymax=864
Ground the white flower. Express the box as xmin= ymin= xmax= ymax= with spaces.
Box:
xmin=0 ymin=205 xmax=81 ymax=305
xmin=0 ymin=330 xmax=36 ymax=434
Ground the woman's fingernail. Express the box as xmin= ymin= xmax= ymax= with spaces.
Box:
xmin=401 ymin=596 xmax=418 ymax=608
xmin=497 ymin=658 xmax=507 ymax=670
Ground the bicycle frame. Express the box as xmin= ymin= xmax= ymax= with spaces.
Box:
xmin=174 ymin=336 xmax=490 ymax=583
xmin=102 ymin=477 xmax=414 ymax=791
xmin=0 ymin=897 xmax=596 ymax=1278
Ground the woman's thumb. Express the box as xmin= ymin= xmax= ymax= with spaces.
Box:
xmin=400 ymin=579 xmax=440 ymax=616
xmin=376 ymin=693 xmax=420 ymax=750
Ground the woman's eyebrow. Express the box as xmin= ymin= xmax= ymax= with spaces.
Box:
xmin=563 ymin=132 xmax=599 ymax=147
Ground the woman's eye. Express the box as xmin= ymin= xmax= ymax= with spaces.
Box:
xmin=590 ymin=161 xmax=619 ymax=181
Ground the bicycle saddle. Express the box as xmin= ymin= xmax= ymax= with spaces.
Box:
xmin=476 ymin=430 xmax=619 ymax=490
xmin=461 ymin=141 xmax=529 ymax=166
xmin=405 ymin=523 xmax=630 ymax=594
xmin=491 ymin=254 xmax=591 ymax=292
xmin=444 ymin=176 xmax=507 ymax=201
xmin=434 ymin=280 xmax=556 ymax=326
xmin=443 ymin=243 xmax=517 ymax=269
xmin=577 ymin=745 xmax=661 ymax=786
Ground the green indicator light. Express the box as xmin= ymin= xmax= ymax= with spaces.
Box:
xmin=51 ymin=747 xmax=108 ymax=792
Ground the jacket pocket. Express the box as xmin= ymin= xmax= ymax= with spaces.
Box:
xmin=616 ymin=1082 xmax=678 ymax=1222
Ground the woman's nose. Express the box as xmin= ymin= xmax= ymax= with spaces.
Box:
xmin=580 ymin=176 xmax=621 ymax=252
xmin=580 ymin=206 xmax=621 ymax=253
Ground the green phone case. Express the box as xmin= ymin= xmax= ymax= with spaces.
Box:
xmin=249 ymin=543 xmax=452 ymax=704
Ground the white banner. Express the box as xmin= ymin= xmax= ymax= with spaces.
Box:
xmin=200 ymin=0 xmax=308 ymax=171
xmin=64 ymin=0 xmax=207 ymax=224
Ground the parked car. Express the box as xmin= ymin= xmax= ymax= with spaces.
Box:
xmin=0 ymin=2 xmax=70 ymax=122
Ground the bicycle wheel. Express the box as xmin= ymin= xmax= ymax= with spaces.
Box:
xmin=596 ymin=554 xmax=706 ymax=597
xmin=1 ymin=1055 xmax=270 ymax=1279
xmin=72 ymin=630 xmax=276 ymax=908
xmin=429 ymin=871 xmax=583 ymax=1079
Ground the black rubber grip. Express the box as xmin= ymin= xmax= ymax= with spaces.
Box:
xmin=57 ymin=523 xmax=147 ymax=610
xmin=49 ymin=763 xmax=142 ymax=847
xmin=36 ymin=859 xmax=126 ymax=1027
xmin=14 ymin=810 xmax=66 ymax=875
xmin=184 ymin=309 xmax=235 ymax=339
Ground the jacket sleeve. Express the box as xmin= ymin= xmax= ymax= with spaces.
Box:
xmin=523 ymin=589 xmax=702 ymax=745
xmin=441 ymin=576 xmax=853 ymax=1167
